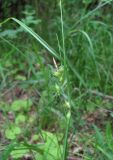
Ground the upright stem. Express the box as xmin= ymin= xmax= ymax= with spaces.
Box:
xmin=60 ymin=1 xmax=71 ymax=160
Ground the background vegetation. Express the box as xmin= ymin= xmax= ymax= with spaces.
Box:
xmin=0 ymin=0 xmax=113 ymax=159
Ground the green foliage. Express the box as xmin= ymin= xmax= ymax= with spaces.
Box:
xmin=22 ymin=5 xmax=41 ymax=26
xmin=83 ymin=0 xmax=93 ymax=4
xmin=11 ymin=146 xmax=29 ymax=159
xmin=11 ymin=99 xmax=32 ymax=111
xmin=93 ymin=124 xmax=113 ymax=160
xmin=15 ymin=114 xmax=26 ymax=124
xmin=1 ymin=143 xmax=17 ymax=160
xmin=2 ymin=131 xmax=63 ymax=160
xmin=0 ymin=5 xmax=40 ymax=39
xmin=1 ymin=0 xmax=113 ymax=159
xmin=5 ymin=125 xmax=21 ymax=140
xmin=1 ymin=142 xmax=44 ymax=160
xmin=36 ymin=131 xmax=63 ymax=160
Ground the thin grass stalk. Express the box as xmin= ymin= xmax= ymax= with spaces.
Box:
xmin=72 ymin=0 xmax=113 ymax=28
xmin=60 ymin=1 xmax=71 ymax=160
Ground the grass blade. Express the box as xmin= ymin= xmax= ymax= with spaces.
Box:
xmin=11 ymin=18 xmax=60 ymax=60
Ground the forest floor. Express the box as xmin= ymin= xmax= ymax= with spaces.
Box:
xmin=1 ymin=84 xmax=113 ymax=160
